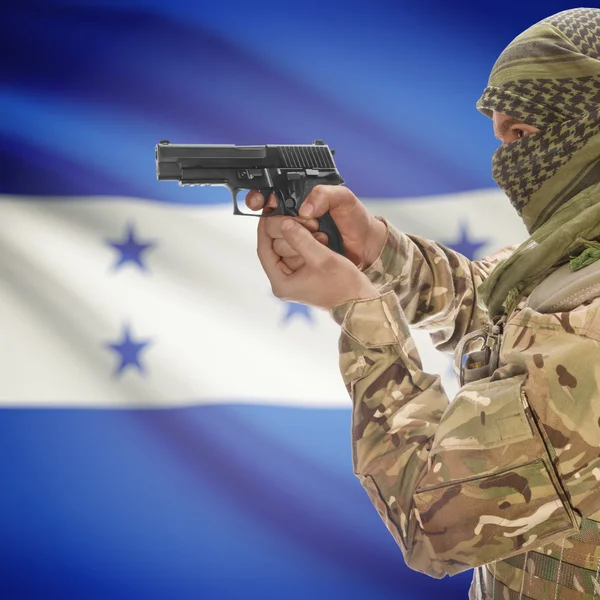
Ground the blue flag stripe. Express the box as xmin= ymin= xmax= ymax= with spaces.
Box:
xmin=0 ymin=405 xmax=473 ymax=599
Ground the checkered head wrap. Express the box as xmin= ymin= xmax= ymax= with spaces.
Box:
xmin=477 ymin=8 xmax=600 ymax=234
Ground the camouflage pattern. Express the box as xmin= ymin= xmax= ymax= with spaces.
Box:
xmin=330 ymin=218 xmax=600 ymax=598
xmin=354 ymin=217 xmax=516 ymax=353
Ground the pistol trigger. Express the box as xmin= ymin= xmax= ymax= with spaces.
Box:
xmin=256 ymin=188 xmax=280 ymax=216
xmin=260 ymin=189 xmax=271 ymax=205
xmin=269 ymin=189 xmax=286 ymax=216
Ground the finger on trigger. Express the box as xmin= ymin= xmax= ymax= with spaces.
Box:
xmin=245 ymin=190 xmax=263 ymax=211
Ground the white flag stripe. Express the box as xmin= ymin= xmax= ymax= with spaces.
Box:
xmin=0 ymin=191 xmax=527 ymax=408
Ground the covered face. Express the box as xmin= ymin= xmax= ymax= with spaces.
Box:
xmin=476 ymin=8 xmax=600 ymax=234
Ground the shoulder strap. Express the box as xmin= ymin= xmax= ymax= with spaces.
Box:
xmin=527 ymin=259 xmax=600 ymax=313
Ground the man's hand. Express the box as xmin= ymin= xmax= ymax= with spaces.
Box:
xmin=257 ymin=216 xmax=379 ymax=310
xmin=246 ymin=186 xmax=387 ymax=272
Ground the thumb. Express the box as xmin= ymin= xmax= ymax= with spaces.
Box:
xmin=298 ymin=185 xmax=354 ymax=218
xmin=280 ymin=219 xmax=329 ymax=263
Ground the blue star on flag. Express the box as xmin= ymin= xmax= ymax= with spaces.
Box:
xmin=443 ymin=221 xmax=489 ymax=261
xmin=107 ymin=223 xmax=156 ymax=271
xmin=106 ymin=324 xmax=152 ymax=377
xmin=282 ymin=301 xmax=314 ymax=325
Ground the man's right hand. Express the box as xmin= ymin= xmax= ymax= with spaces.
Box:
xmin=245 ymin=185 xmax=388 ymax=272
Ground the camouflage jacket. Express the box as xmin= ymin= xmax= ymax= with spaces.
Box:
xmin=330 ymin=218 xmax=600 ymax=580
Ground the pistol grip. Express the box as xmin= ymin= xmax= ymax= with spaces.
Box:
xmin=317 ymin=212 xmax=344 ymax=255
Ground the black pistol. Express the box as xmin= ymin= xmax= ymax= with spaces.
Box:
xmin=155 ymin=140 xmax=345 ymax=254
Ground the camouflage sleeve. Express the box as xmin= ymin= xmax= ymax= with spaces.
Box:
xmin=331 ymin=292 xmax=582 ymax=578
xmin=363 ymin=217 xmax=516 ymax=352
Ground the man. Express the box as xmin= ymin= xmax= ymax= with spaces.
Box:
xmin=247 ymin=8 xmax=600 ymax=599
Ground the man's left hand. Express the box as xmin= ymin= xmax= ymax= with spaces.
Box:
xmin=257 ymin=216 xmax=379 ymax=310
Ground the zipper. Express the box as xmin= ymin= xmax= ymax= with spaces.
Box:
xmin=520 ymin=389 xmax=580 ymax=529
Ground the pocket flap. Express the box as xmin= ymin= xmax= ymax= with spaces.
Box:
xmin=413 ymin=460 xmax=578 ymax=574
xmin=431 ymin=374 xmax=531 ymax=454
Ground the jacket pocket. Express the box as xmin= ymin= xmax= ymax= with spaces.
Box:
xmin=413 ymin=459 xmax=578 ymax=574
xmin=411 ymin=373 xmax=579 ymax=575
xmin=430 ymin=374 xmax=532 ymax=457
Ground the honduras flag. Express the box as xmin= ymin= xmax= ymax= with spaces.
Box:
xmin=1 ymin=2 xmax=564 ymax=599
